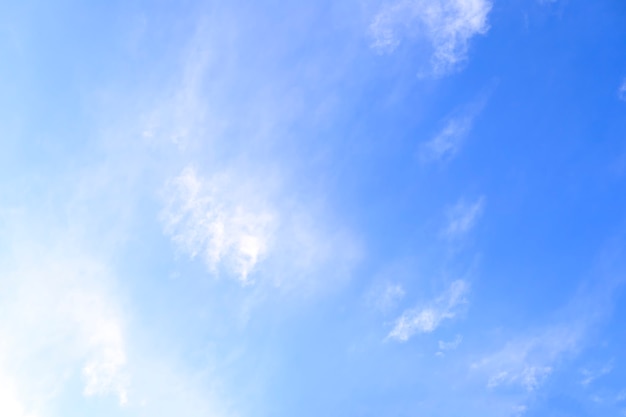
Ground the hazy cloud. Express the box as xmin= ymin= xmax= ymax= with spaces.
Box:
xmin=581 ymin=360 xmax=614 ymax=387
xmin=370 ymin=0 xmax=492 ymax=74
xmin=162 ymin=166 xmax=276 ymax=285
xmin=369 ymin=282 xmax=406 ymax=313
xmin=388 ymin=280 xmax=469 ymax=341
xmin=443 ymin=196 xmax=485 ymax=239
xmin=437 ymin=334 xmax=463 ymax=355
xmin=420 ymin=115 xmax=474 ymax=162
xmin=472 ymin=321 xmax=586 ymax=392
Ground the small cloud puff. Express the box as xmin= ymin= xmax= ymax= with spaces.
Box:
xmin=436 ymin=334 xmax=463 ymax=356
xmin=161 ymin=166 xmax=276 ymax=285
xmin=370 ymin=0 xmax=492 ymax=75
xmin=369 ymin=282 xmax=406 ymax=313
xmin=619 ymin=78 xmax=626 ymax=101
xmin=388 ymin=280 xmax=469 ymax=342
xmin=443 ymin=196 xmax=485 ymax=239
xmin=419 ymin=95 xmax=489 ymax=163
xmin=161 ymin=166 xmax=361 ymax=291
xmin=580 ymin=360 xmax=613 ymax=387
xmin=473 ymin=324 xmax=582 ymax=392
xmin=420 ymin=115 xmax=474 ymax=162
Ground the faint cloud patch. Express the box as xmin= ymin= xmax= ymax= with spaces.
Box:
xmin=0 ymin=371 xmax=37 ymax=417
xmin=511 ymin=404 xmax=528 ymax=416
xmin=487 ymin=366 xmax=553 ymax=392
xmin=419 ymin=94 xmax=490 ymax=163
xmin=473 ymin=324 xmax=583 ymax=392
xmin=388 ymin=280 xmax=469 ymax=342
xmin=369 ymin=282 xmax=406 ymax=313
xmin=442 ymin=196 xmax=485 ymax=239
xmin=161 ymin=166 xmax=276 ymax=285
xmin=619 ymin=78 xmax=626 ymax=101
xmin=420 ymin=115 xmax=474 ymax=162
xmin=161 ymin=167 xmax=361 ymax=291
xmin=0 ymin=235 xmax=131 ymax=409
xmin=370 ymin=0 xmax=492 ymax=75
xmin=580 ymin=360 xmax=613 ymax=387
xmin=73 ymin=292 xmax=130 ymax=404
xmin=436 ymin=334 xmax=462 ymax=356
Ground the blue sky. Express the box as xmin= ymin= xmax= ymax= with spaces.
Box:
xmin=1 ymin=0 xmax=626 ymax=416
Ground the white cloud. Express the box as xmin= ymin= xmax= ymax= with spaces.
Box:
xmin=0 ymin=211 xmax=237 ymax=417
xmin=420 ymin=115 xmax=474 ymax=162
xmin=619 ymin=78 xmax=626 ymax=101
xmin=161 ymin=166 xmax=276 ymax=285
xmin=511 ymin=404 xmax=528 ymax=416
xmin=473 ymin=324 xmax=583 ymax=392
xmin=472 ymin=251 xmax=626 ymax=396
xmin=438 ymin=334 xmax=463 ymax=353
xmin=370 ymin=0 xmax=492 ymax=74
xmin=0 ymin=230 xmax=131 ymax=411
xmin=161 ymin=166 xmax=361 ymax=291
xmin=73 ymin=292 xmax=130 ymax=404
xmin=369 ymin=282 xmax=406 ymax=313
xmin=0 ymin=371 xmax=38 ymax=417
xmin=580 ymin=360 xmax=613 ymax=387
xmin=443 ymin=196 xmax=485 ymax=238
xmin=388 ymin=280 xmax=469 ymax=341
xmin=419 ymin=93 xmax=490 ymax=163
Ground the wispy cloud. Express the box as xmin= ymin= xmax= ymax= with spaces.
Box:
xmin=581 ymin=360 xmax=614 ymax=387
xmin=161 ymin=166 xmax=276 ymax=285
xmin=619 ymin=78 xmax=626 ymax=101
xmin=437 ymin=334 xmax=463 ymax=355
xmin=420 ymin=93 xmax=490 ymax=163
xmin=442 ymin=196 xmax=485 ymax=239
xmin=473 ymin=267 xmax=626 ymax=394
xmin=420 ymin=115 xmax=475 ymax=162
xmin=388 ymin=280 xmax=469 ymax=342
xmin=370 ymin=0 xmax=492 ymax=74
xmin=0 ymin=231 xmax=130 ymax=412
xmin=372 ymin=282 xmax=406 ymax=312
xmin=161 ymin=166 xmax=361 ymax=291
xmin=0 ymin=205 xmax=237 ymax=417
xmin=472 ymin=308 xmax=592 ymax=392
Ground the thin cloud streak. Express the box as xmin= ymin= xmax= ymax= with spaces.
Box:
xmin=161 ymin=166 xmax=276 ymax=285
xmin=420 ymin=93 xmax=491 ymax=163
xmin=443 ymin=196 xmax=485 ymax=239
xmin=420 ymin=115 xmax=474 ymax=162
xmin=370 ymin=0 xmax=492 ymax=75
xmin=619 ymin=78 xmax=626 ymax=101
xmin=388 ymin=280 xmax=469 ymax=342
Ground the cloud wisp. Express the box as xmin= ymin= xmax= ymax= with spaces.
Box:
xmin=420 ymin=114 xmax=475 ymax=162
xmin=419 ymin=92 xmax=491 ymax=163
xmin=473 ymin=325 xmax=582 ymax=392
xmin=388 ymin=280 xmax=469 ymax=342
xmin=161 ymin=166 xmax=361 ymax=291
xmin=370 ymin=0 xmax=492 ymax=75
xmin=0 ymin=230 xmax=131 ymax=414
xmin=442 ymin=196 xmax=485 ymax=239
xmin=619 ymin=78 xmax=626 ymax=101
xmin=161 ymin=166 xmax=276 ymax=285
xmin=473 ymin=255 xmax=626 ymax=396
xmin=437 ymin=334 xmax=463 ymax=355
xmin=580 ymin=360 xmax=614 ymax=387
xmin=369 ymin=282 xmax=406 ymax=313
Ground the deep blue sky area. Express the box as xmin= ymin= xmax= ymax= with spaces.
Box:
xmin=1 ymin=1 xmax=626 ymax=416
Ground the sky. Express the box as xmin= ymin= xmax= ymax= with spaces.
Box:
xmin=1 ymin=0 xmax=626 ymax=416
